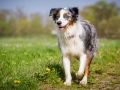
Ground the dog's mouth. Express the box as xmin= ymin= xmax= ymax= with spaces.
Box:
xmin=58 ymin=24 xmax=69 ymax=30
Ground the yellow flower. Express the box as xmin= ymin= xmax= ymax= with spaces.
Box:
xmin=46 ymin=67 xmax=50 ymax=72
xmin=14 ymin=80 xmax=20 ymax=84
xmin=58 ymin=78 xmax=61 ymax=81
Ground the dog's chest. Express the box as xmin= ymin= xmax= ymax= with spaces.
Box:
xmin=59 ymin=35 xmax=84 ymax=58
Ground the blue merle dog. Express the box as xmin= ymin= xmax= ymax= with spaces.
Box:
xmin=49 ymin=7 xmax=98 ymax=86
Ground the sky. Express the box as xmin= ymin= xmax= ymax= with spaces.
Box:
xmin=0 ymin=0 xmax=120 ymax=15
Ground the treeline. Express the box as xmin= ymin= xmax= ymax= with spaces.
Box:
xmin=0 ymin=1 xmax=120 ymax=39
xmin=80 ymin=0 xmax=120 ymax=39
xmin=0 ymin=8 xmax=54 ymax=36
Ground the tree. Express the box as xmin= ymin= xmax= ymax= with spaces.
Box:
xmin=80 ymin=0 xmax=120 ymax=39
xmin=28 ymin=13 xmax=44 ymax=34
xmin=0 ymin=21 xmax=11 ymax=36
xmin=44 ymin=13 xmax=54 ymax=33
xmin=7 ymin=16 xmax=17 ymax=36
xmin=0 ymin=9 xmax=12 ymax=36
xmin=16 ymin=18 xmax=28 ymax=36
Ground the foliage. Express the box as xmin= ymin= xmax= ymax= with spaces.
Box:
xmin=0 ymin=21 xmax=11 ymax=36
xmin=0 ymin=1 xmax=120 ymax=39
xmin=80 ymin=0 xmax=120 ymax=39
xmin=0 ymin=8 xmax=54 ymax=37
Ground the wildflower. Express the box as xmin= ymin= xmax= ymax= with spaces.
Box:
xmin=14 ymin=80 xmax=20 ymax=84
xmin=57 ymin=78 xmax=63 ymax=83
xmin=58 ymin=78 xmax=61 ymax=81
xmin=46 ymin=67 xmax=50 ymax=72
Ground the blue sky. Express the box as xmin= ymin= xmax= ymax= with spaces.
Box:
xmin=0 ymin=0 xmax=120 ymax=15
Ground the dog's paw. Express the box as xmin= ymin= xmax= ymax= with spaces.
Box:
xmin=80 ymin=80 xmax=87 ymax=85
xmin=76 ymin=72 xmax=84 ymax=78
xmin=64 ymin=81 xmax=71 ymax=86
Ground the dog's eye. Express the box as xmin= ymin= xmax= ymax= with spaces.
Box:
xmin=64 ymin=15 xmax=69 ymax=19
xmin=63 ymin=13 xmax=69 ymax=19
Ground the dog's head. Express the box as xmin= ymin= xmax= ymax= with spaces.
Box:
xmin=49 ymin=7 xmax=79 ymax=31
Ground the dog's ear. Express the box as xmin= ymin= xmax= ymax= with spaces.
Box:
xmin=70 ymin=7 xmax=79 ymax=15
xmin=49 ymin=8 xmax=57 ymax=16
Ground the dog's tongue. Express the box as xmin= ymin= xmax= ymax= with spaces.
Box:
xmin=59 ymin=27 xmax=65 ymax=30
xmin=59 ymin=25 xmax=66 ymax=30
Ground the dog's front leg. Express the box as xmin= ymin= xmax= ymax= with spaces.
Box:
xmin=63 ymin=56 xmax=72 ymax=86
xmin=76 ymin=54 xmax=87 ymax=79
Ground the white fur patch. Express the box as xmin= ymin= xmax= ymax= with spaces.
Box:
xmin=76 ymin=54 xmax=87 ymax=79
xmin=80 ymin=75 xmax=87 ymax=85
xmin=57 ymin=21 xmax=85 ymax=58
xmin=63 ymin=57 xmax=71 ymax=86
xmin=79 ymin=54 xmax=87 ymax=73
xmin=56 ymin=9 xmax=69 ymax=27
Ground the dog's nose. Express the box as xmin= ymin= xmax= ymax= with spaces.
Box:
xmin=57 ymin=21 xmax=62 ymax=25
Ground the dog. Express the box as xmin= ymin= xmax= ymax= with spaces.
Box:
xmin=49 ymin=7 xmax=98 ymax=86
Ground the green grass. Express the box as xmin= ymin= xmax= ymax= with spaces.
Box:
xmin=0 ymin=35 xmax=120 ymax=90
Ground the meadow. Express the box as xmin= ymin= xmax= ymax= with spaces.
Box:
xmin=0 ymin=34 xmax=120 ymax=90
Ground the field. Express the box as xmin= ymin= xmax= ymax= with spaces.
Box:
xmin=0 ymin=34 xmax=120 ymax=90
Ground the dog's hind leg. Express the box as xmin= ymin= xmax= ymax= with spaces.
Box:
xmin=80 ymin=55 xmax=92 ymax=85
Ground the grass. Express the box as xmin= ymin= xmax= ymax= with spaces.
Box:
xmin=0 ymin=34 xmax=120 ymax=90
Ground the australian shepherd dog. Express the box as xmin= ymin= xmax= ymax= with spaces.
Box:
xmin=49 ymin=7 xmax=98 ymax=86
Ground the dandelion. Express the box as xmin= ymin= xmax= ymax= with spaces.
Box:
xmin=57 ymin=78 xmax=63 ymax=83
xmin=58 ymin=78 xmax=61 ymax=81
xmin=46 ymin=67 xmax=50 ymax=72
xmin=14 ymin=80 xmax=20 ymax=84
